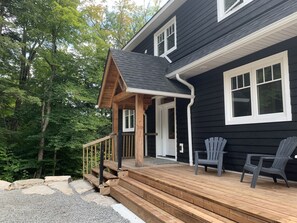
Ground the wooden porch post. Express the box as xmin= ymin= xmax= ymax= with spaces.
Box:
xmin=135 ymin=94 xmax=144 ymax=167
xmin=112 ymin=102 xmax=118 ymax=161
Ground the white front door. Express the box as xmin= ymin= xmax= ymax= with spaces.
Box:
xmin=156 ymin=98 xmax=176 ymax=159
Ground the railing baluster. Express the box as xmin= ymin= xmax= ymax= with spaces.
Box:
xmin=99 ymin=142 xmax=104 ymax=185
xmin=86 ymin=146 xmax=89 ymax=174
xmin=83 ymin=146 xmax=85 ymax=174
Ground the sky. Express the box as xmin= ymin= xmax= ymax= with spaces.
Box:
xmin=105 ymin=0 xmax=168 ymax=8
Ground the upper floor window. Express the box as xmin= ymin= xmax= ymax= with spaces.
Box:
xmin=223 ymin=51 xmax=292 ymax=125
xmin=154 ymin=17 xmax=177 ymax=57
xmin=217 ymin=0 xmax=254 ymax=22
xmin=123 ymin=109 xmax=135 ymax=132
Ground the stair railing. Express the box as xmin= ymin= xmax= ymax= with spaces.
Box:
xmin=82 ymin=133 xmax=117 ymax=175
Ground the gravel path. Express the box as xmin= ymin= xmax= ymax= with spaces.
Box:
xmin=0 ymin=189 xmax=129 ymax=223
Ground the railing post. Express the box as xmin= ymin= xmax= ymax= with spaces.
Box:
xmin=118 ymin=128 xmax=123 ymax=170
xmin=99 ymin=142 xmax=104 ymax=185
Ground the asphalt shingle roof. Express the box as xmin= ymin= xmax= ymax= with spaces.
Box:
xmin=110 ymin=49 xmax=190 ymax=96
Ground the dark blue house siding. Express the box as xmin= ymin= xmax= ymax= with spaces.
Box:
xmin=146 ymin=100 xmax=156 ymax=157
xmin=176 ymin=98 xmax=190 ymax=163
xmin=132 ymin=0 xmax=297 ymax=64
xmin=188 ymin=37 xmax=297 ymax=181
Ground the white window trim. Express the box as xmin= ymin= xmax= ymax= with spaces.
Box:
xmin=224 ymin=51 xmax=292 ymax=125
xmin=217 ymin=0 xmax=254 ymax=22
xmin=122 ymin=109 xmax=135 ymax=132
xmin=154 ymin=16 xmax=177 ymax=57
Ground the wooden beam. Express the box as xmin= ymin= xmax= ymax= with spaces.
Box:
xmin=112 ymin=102 xmax=118 ymax=161
xmin=135 ymin=94 xmax=144 ymax=167
xmin=113 ymin=92 xmax=135 ymax=103
xmin=112 ymin=103 xmax=119 ymax=134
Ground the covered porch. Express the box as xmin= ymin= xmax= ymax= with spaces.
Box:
xmin=96 ymin=49 xmax=192 ymax=168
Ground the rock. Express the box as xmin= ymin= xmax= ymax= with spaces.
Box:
xmin=10 ymin=179 xmax=44 ymax=190
xmin=44 ymin=176 xmax=72 ymax=183
xmin=21 ymin=185 xmax=55 ymax=195
xmin=70 ymin=180 xmax=94 ymax=194
xmin=47 ymin=181 xmax=73 ymax=195
xmin=0 ymin=180 xmax=11 ymax=190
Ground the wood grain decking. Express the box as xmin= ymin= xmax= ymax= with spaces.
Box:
xmin=127 ymin=164 xmax=297 ymax=222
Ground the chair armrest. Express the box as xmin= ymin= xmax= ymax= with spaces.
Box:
xmin=245 ymin=154 xmax=274 ymax=164
xmin=194 ymin=151 xmax=206 ymax=154
xmin=260 ymin=156 xmax=291 ymax=161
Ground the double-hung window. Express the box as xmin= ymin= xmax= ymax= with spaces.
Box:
xmin=123 ymin=109 xmax=135 ymax=132
xmin=154 ymin=17 xmax=177 ymax=57
xmin=217 ymin=0 xmax=254 ymax=21
xmin=224 ymin=51 xmax=292 ymax=125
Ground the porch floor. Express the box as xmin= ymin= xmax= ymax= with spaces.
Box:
xmin=121 ymin=163 xmax=297 ymax=222
xmin=122 ymin=157 xmax=180 ymax=169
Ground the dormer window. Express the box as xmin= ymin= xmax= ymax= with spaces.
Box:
xmin=154 ymin=17 xmax=177 ymax=57
xmin=217 ymin=0 xmax=254 ymax=22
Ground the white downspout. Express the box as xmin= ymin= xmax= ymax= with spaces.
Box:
xmin=176 ymin=74 xmax=195 ymax=166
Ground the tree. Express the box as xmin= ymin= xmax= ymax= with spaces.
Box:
xmin=0 ymin=0 xmax=161 ymax=180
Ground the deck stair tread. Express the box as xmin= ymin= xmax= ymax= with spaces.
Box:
xmin=128 ymin=169 xmax=285 ymax=223
xmin=111 ymin=185 xmax=184 ymax=223
xmin=134 ymin=167 xmax=297 ymax=215
xmin=103 ymin=160 xmax=128 ymax=172
xmin=91 ymin=167 xmax=118 ymax=179
xmin=83 ymin=174 xmax=101 ymax=188
xmin=119 ymin=176 xmax=235 ymax=223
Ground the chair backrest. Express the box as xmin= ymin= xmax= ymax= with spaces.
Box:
xmin=272 ymin=136 xmax=297 ymax=169
xmin=205 ymin=137 xmax=227 ymax=161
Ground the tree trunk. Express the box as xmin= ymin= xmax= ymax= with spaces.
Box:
xmin=35 ymin=28 xmax=57 ymax=178
xmin=35 ymin=99 xmax=51 ymax=178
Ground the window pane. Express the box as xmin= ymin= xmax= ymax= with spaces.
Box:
xmin=225 ymin=0 xmax=238 ymax=11
xmin=125 ymin=116 xmax=129 ymax=129
xmin=158 ymin=42 xmax=164 ymax=55
xmin=257 ymin=69 xmax=264 ymax=84
xmin=273 ymin=63 xmax=281 ymax=80
xmin=231 ymin=77 xmax=237 ymax=90
xmin=244 ymin=73 xmax=250 ymax=87
xmin=168 ymin=108 xmax=175 ymax=139
xmin=264 ymin=66 xmax=272 ymax=82
xmin=258 ymin=81 xmax=283 ymax=115
xmin=238 ymin=75 xmax=243 ymax=88
xmin=167 ymin=34 xmax=175 ymax=51
xmin=130 ymin=113 xmax=134 ymax=128
xmin=232 ymin=88 xmax=251 ymax=117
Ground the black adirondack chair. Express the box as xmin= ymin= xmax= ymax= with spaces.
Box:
xmin=194 ymin=137 xmax=227 ymax=176
xmin=240 ymin=136 xmax=297 ymax=188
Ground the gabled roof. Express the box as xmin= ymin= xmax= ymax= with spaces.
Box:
xmin=110 ymin=49 xmax=190 ymax=96
xmin=98 ymin=49 xmax=191 ymax=108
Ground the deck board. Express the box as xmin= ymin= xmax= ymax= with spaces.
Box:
xmin=126 ymin=164 xmax=297 ymax=222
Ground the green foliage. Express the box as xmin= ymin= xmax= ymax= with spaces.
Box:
xmin=0 ymin=0 xmax=160 ymax=181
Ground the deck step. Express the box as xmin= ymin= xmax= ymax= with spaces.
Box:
xmin=83 ymin=174 xmax=110 ymax=195
xmin=111 ymin=185 xmax=184 ymax=223
xmin=103 ymin=160 xmax=128 ymax=172
xmin=91 ymin=168 xmax=118 ymax=179
xmin=119 ymin=176 xmax=235 ymax=223
xmin=128 ymin=170 xmax=271 ymax=223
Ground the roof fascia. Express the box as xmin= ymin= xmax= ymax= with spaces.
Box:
xmin=126 ymin=87 xmax=193 ymax=99
xmin=97 ymin=51 xmax=112 ymax=107
xmin=166 ymin=11 xmax=297 ymax=79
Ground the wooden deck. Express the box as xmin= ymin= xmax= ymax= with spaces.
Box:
xmin=114 ymin=160 xmax=297 ymax=222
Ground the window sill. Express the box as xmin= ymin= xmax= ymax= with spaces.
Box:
xmin=225 ymin=113 xmax=292 ymax=125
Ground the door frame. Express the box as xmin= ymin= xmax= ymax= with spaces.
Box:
xmin=155 ymin=97 xmax=177 ymax=161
